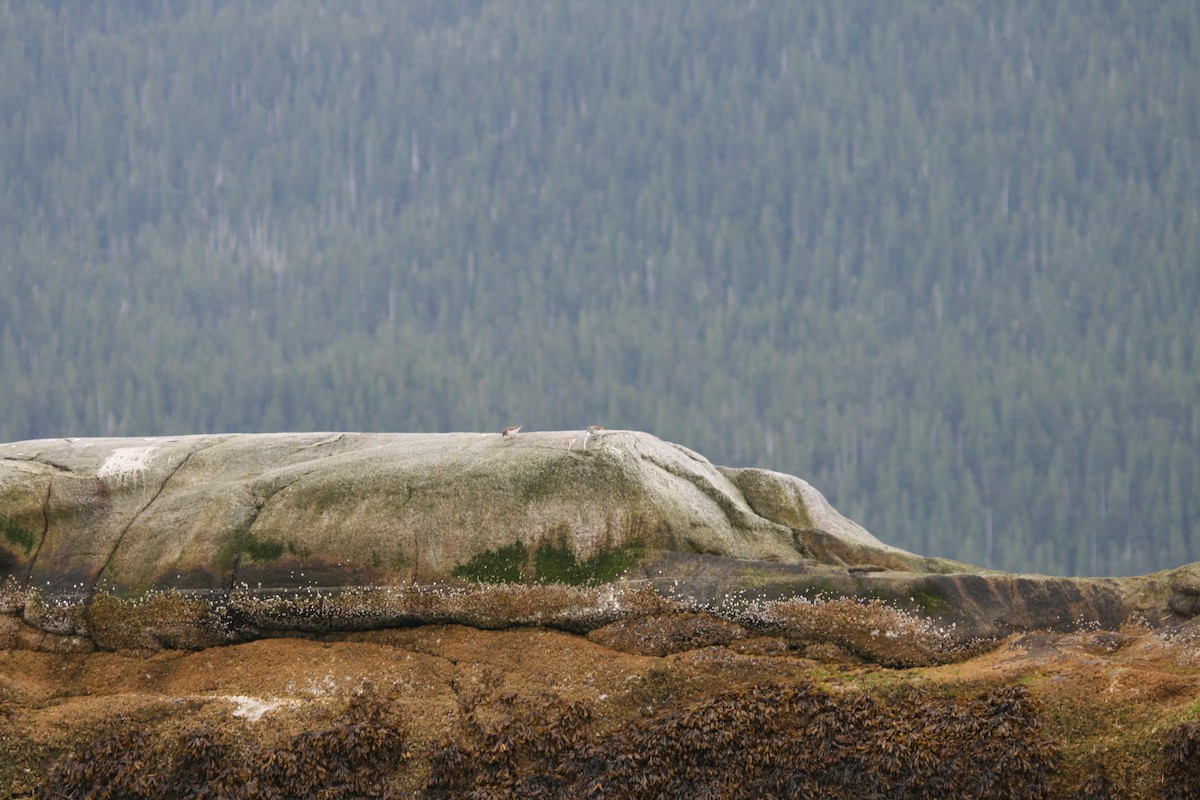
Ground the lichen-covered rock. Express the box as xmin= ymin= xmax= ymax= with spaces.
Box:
xmin=719 ymin=468 xmax=979 ymax=574
xmin=0 ymin=431 xmax=891 ymax=599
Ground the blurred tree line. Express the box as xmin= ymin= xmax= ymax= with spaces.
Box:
xmin=1 ymin=0 xmax=1197 ymax=576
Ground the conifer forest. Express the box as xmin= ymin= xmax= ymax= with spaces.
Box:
xmin=2 ymin=1 xmax=1197 ymax=576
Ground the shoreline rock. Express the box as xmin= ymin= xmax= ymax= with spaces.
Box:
xmin=0 ymin=432 xmax=1196 ymax=658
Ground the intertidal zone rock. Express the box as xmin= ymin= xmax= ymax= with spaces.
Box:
xmin=0 ymin=431 xmax=1194 ymax=656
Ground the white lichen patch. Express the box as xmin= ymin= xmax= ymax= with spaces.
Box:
xmin=97 ymin=446 xmax=158 ymax=486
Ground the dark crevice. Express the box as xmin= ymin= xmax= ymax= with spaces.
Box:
xmin=0 ymin=450 xmax=42 ymax=463
xmin=393 ymin=483 xmax=415 ymax=513
xmin=644 ymin=451 xmax=760 ymax=531
xmin=34 ymin=458 xmax=76 ymax=475
xmin=295 ymin=433 xmax=345 ymax=453
xmin=25 ymin=476 xmax=54 ymax=584
xmin=226 ymin=505 xmax=263 ymax=593
xmin=666 ymin=441 xmax=709 ymax=463
xmin=228 ymin=472 xmax=311 ymax=591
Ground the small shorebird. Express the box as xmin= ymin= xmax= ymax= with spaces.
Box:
xmin=583 ymin=424 xmax=606 ymax=449
xmin=501 ymin=425 xmax=523 ymax=438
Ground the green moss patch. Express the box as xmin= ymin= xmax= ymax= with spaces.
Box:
xmin=0 ymin=515 xmax=36 ymax=554
xmin=285 ymin=540 xmax=312 ymax=558
xmin=907 ymin=583 xmax=952 ymax=614
xmin=534 ymin=539 xmax=644 ymax=586
xmin=453 ymin=541 xmax=529 ymax=584
xmin=242 ymin=533 xmax=285 ymax=562
xmin=453 ymin=539 xmax=644 ymax=586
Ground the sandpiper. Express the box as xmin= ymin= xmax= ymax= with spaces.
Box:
xmin=501 ymin=425 xmax=523 ymax=438
xmin=583 ymin=424 xmax=606 ymax=449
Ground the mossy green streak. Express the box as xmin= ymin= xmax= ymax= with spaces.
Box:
xmin=0 ymin=516 xmax=36 ymax=554
xmin=452 ymin=541 xmax=529 ymax=584
xmin=453 ymin=538 xmax=644 ymax=586
xmin=242 ymin=533 xmax=285 ymax=562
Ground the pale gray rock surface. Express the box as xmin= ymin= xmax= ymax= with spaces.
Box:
xmin=0 ymin=430 xmax=894 ymax=596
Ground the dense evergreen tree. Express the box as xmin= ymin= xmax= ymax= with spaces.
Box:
xmin=2 ymin=1 xmax=1197 ymax=576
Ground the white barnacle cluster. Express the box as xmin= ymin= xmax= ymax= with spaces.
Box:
xmin=222 ymin=578 xmax=679 ymax=633
xmin=741 ymin=593 xmax=971 ymax=660
xmin=22 ymin=584 xmax=90 ymax=635
xmin=226 ymin=584 xmax=425 ymax=632
xmin=595 ymin=583 xmax=625 ymax=613
xmin=60 ymin=576 xmax=978 ymax=668
xmin=0 ymin=577 xmax=33 ymax=613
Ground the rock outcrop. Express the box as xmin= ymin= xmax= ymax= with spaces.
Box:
xmin=0 ymin=431 xmax=905 ymax=594
xmin=0 ymin=431 xmax=1194 ymax=654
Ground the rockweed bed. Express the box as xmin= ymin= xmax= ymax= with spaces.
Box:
xmin=37 ymin=679 xmax=1066 ymax=800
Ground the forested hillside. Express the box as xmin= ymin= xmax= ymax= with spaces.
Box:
xmin=2 ymin=1 xmax=1197 ymax=576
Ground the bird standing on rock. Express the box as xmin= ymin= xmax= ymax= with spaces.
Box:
xmin=584 ymin=425 xmax=606 ymax=449
xmin=501 ymin=425 xmax=523 ymax=438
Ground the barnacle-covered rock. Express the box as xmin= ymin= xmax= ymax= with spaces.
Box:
xmin=587 ymin=612 xmax=747 ymax=656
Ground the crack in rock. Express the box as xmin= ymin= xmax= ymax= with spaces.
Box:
xmin=24 ymin=476 xmax=55 ymax=584
xmin=643 ymin=451 xmax=765 ymax=532
xmin=228 ymin=472 xmax=316 ymax=590
xmin=97 ymin=448 xmax=199 ymax=586
xmin=33 ymin=458 xmax=76 ymax=475
xmin=295 ymin=433 xmax=345 ymax=452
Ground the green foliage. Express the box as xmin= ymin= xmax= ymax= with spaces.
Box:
xmin=241 ymin=533 xmax=284 ymax=563
xmin=0 ymin=516 xmax=36 ymax=555
xmin=452 ymin=541 xmax=528 ymax=584
xmin=225 ymin=532 xmax=310 ymax=568
xmin=906 ymin=583 xmax=952 ymax=615
xmin=285 ymin=540 xmax=312 ymax=559
xmin=1 ymin=1 xmax=1198 ymax=576
xmin=452 ymin=539 xmax=644 ymax=586
xmin=533 ymin=538 xmax=645 ymax=586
